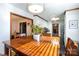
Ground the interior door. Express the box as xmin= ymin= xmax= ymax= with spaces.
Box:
xmin=52 ymin=23 xmax=59 ymax=36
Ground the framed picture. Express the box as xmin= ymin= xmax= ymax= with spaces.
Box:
xmin=69 ymin=20 xmax=78 ymax=29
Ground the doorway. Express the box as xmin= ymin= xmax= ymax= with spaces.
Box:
xmin=52 ymin=23 xmax=59 ymax=36
xmin=10 ymin=12 xmax=33 ymax=39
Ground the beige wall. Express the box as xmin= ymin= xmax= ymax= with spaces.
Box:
xmin=11 ymin=14 xmax=32 ymax=36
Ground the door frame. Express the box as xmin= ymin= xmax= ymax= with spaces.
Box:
xmin=52 ymin=23 xmax=60 ymax=36
xmin=10 ymin=12 xmax=33 ymax=38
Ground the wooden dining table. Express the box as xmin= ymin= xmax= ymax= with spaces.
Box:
xmin=4 ymin=36 xmax=60 ymax=56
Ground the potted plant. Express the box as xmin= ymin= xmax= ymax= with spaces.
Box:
xmin=32 ymin=25 xmax=43 ymax=42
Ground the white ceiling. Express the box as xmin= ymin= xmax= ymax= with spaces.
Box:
xmin=11 ymin=3 xmax=79 ymax=21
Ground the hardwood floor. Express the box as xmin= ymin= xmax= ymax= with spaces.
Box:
xmin=9 ymin=36 xmax=60 ymax=56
